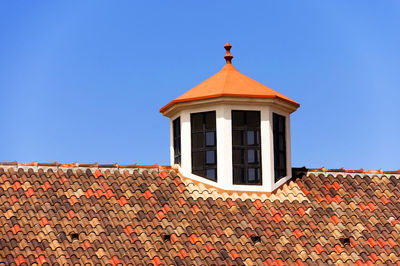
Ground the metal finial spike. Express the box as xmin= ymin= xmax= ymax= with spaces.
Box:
xmin=224 ymin=42 xmax=233 ymax=64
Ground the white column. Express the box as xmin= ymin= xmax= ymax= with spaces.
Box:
xmin=261 ymin=106 xmax=274 ymax=191
xmin=286 ymin=113 xmax=292 ymax=181
xmin=180 ymin=110 xmax=192 ymax=177
xmin=169 ymin=119 xmax=174 ymax=166
xmin=216 ymin=105 xmax=232 ymax=187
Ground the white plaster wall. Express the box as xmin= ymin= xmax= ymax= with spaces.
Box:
xmin=169 ymin=103 xmax=292 ymax=193
xmin=261 ymin=106 xmax=274 ymax=191
xmin=180 ymin=111 xmax=191 ymax=176
xmin=216 ymin=105 xmax=231 ymax=188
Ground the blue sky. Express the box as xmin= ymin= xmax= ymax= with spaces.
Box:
xmin=1 ymin=1 xmax=399 ymax=170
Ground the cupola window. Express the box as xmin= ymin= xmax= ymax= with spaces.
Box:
xmin=232 ymin=110 xmax=261 ymax=185
xmin=173 ymin=117 xmax=181 ymax=165
xmin=273 ymin=113 xmax=287 ymax=182
xmin=191 ymin=111 xmax=217 ymax=181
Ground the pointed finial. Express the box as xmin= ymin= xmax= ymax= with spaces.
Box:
xmin=224 ymin=42 xmax=233 ymax=64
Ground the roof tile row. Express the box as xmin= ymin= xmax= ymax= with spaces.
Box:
xmin=0 ymin=165 xmax=400 ymax=265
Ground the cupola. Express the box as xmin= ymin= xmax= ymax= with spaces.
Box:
xmin=160 ymin=43 xmax=299 ymax=192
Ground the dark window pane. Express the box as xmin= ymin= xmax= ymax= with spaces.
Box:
xmin=175 ymin=144 xmax=180 ymax=154
xmin=248 ymin=168 xmax=260 ymax=183
xmin=232 ymin=111 xmax=245 ymax=127
xmin=192 ymin=151 xmax=204 ymax=169
xmin=247 ymin=150 xmax=254 ymax=163
xmin=279 ymin=153 xmax=286 ymax=168
xmin=279 ymin=137 xmax=285 ymax=151
xmin=233 ymin=149 xmax=244 ymax=165
xmin=206 ymin=169 xmax=216 ymax=180
xmin=232 ymin=110 xmax=261 ymax=185
xmin=232 ymin=130 xmax=243 ymax=146
xmin=248 ymin=149 xmax=260 ymax=164
xmin=247 ymin=131 xmax=255 ymax=145
xmin=193 ymin=169 xmax=204 ymax=177
xmin=273 ymin=113 xmax=286 ymax=182
xmin=191 ymin=111 xmax=217 ymax=181
xmin=173 ymin=118 xmax=180 ymax=137
xmin=191 ymin=113 xmax=203 ymax=132
xmin=233 ymin=168 xmax=245 ymax=184
xmin=205 ymin=112 xmax=216 ymax=130
xmin=248 ymin=168 xmax=256 ymax=181
xmin=173 ymin=118 xmax=181 ymax=166
xmin=192 ymin=132 xmax=204 ymax=149
xmin=205 ymin=131 xmax=215 ymax=146
xmin=279 ymin=116 xmax=285 ymax=132
xmin=206 ymin=150 xmax=216 ymax=164
xmin=247 ymin=111 xmax=259 ymax=127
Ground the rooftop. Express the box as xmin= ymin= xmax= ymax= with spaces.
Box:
xmin=1 ymin=161 xmax=400 ymax=265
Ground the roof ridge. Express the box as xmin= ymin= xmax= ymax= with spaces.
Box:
xmin=1 ymin=162 xmax=398 ymax=174
xmin=304 ymin=167 xmax=400 ymax=175
xmin=0 ymin=161 xmax=172 ymax=170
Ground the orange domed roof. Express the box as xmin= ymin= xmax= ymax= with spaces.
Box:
xmin=160 ymin=43 xmax=299 ymax=113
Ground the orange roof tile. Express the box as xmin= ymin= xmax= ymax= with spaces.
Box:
xmin=1 ymin=163 xmax=400 ymax=264
xmin=160 ymin=43 xmax=299 ymax=113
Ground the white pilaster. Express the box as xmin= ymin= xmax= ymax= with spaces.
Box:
xmin=286 ymin=113 xmax=292 ymax=183
xmin=180 ymin=111 xmax=191 ymax=177
xmin=169 ymin=118 xmax=174 ymax=166
xmin=216 ymin=105 xmax=232 ymax=187
xmin=261 ymin=106 xmax=274 ymax=191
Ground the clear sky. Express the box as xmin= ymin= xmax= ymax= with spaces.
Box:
xmin=1 ymin=1 xmax=399 ymax=170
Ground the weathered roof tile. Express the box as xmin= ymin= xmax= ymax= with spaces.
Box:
xmin=0 ymin=165 xmax=400 ymax=264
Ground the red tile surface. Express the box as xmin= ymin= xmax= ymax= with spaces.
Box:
xmin=0 ymin=164 xmax=400 ymax=265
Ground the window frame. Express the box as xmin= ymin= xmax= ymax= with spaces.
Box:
xmin=173 ymin=117 xmax=181 ymax=165
xmin=231 ymin=110 xmax=262 ymax=185
xmin=273 ymin=112 xmax=287 ymax=182
xmin=190 ymin=111 xmax=217 ymax=181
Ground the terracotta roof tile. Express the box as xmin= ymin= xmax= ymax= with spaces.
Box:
xmin=0 ymin=164 xmax=400 ymax=264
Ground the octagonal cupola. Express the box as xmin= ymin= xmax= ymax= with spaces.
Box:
xmin=160 ymin=43 xmax=299 ymax=192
